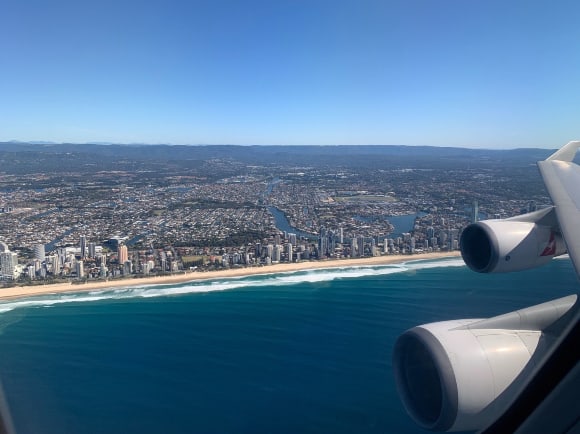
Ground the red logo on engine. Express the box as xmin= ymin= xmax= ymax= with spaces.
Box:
xmin=541 ymin=232 xmax=556 ymax=256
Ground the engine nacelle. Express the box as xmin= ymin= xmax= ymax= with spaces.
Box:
xmin=393 ymin=321 xmax=540 ymax=432
xmin=392 ymin=295 xmax=577 ymax=432
xmin=460 ymin=219 xmax=565 ymax=273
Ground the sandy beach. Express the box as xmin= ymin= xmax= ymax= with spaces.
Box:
xmin=0 ymin=251 xmax=462 ymax=301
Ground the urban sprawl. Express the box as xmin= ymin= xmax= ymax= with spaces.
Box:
xmin=0 ymin=144 xmax=551 ymax=286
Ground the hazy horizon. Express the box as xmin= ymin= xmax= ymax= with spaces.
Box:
xmin=0 ymin=139 xmax=564 ymax=151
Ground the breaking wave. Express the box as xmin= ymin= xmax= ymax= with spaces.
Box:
xmin=0 ymin=257 xmax=465 ymax=314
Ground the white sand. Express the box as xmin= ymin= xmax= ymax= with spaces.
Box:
xmin=0 ymin=251 xmax=462 ymax=301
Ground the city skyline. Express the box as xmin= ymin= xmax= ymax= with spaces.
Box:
xmin=0 ymin=142 xmax=548 ymax=283
xmin=2 ymin=1 xmax=580 ymax=149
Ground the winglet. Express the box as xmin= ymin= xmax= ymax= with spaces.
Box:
xmin=546 ymin=140 xmax=580 ymax=162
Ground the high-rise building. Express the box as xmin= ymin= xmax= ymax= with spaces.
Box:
xmin=272 ymin=245 xmax=281 ymax=262
xmin=350 ymin=237 xmax=358 ymax=257
xmin=266 ymin=244 xmax=274 ymax=259
xmin=160 ymin=251 xmax=167 ymax=271
xmin=118 ymin=245 xmax=128 ymax=263
xmin=27 ymin=265 xmax=35 ymax=280
xmin=33 ymin=244 xmax=46 ymax=261
xmin=286 ymin=243 xmax=293 ymax=262
xmin=51 ymin=255 xmax=61 ymax=275
xmin=88 ymin=242 xmax=97 ymax=258
xmin=80 ymin=235 xmax=87 ymax=259
xmin=471 ymin=200 xmax=479 ymax=223
xmin=75 ymin=260 xmax=84 ymax=278
xmin=57 ymin=247 xmax=67 ymax=267
xmin=430 ymin=237 xmax=438 ymax=249
xmin=328 ymin=230 xmax=336 ymax=255
xmin=319 ymin=227 xmax=328 ymax=257
xmin=0 ymin=251 xmax=18 ymax=279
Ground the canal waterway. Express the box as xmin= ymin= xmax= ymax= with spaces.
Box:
xmin=267 ymin=206 xmax=317 ymax=239
xmin=268 ymin=206 xmax=425 ymax=241
xmin=264 ymin=178 xmax=423 ymax=241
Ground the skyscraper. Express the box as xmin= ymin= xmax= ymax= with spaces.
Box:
xmin=118 ymin=244 xmax=128 ymax=263
xmin=0 ymin=251 xmax=18 ymax=279
xmin=76 ymin=260 xmax=84 ymax=278
xmin=350 ymin=237 xmax=358 ymax=257
xmin=272 ymin=245 xmax=281 ymax=262
xmin=88 ymin=242 xmax=97 ymax=258
xmin=80 ymin=235 xmax=87 ymax=259
xmin=51 ymin=255 xmax=61 ymax=275
xmin=471 ymin=200 xmax=479 ymax=224
xmin=319 ymin=227 xmax=328 ymax=257
xmin=266 ymin=244 xmax=274 ymax=259
xmin=33 ymin=244 xmax=46 ymax=261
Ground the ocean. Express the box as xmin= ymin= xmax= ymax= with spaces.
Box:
xmin=0 ymin=257 xmax=576 ymax=434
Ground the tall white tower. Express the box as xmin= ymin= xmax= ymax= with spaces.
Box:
xmin=33 ymin=244 xmax=46 ymax=261
xmin=0 ymin=251 xmax=18 ymax=279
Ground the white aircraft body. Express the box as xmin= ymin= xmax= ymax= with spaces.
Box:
xmin=393 ymin=141 xmax=580 ymax=433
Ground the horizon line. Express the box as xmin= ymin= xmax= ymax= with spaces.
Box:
xmin=0 ymin=140 xmax=557 ymax=151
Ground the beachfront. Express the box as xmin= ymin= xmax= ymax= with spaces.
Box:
xmin=0 ymin=251 xmax=462 ymax=301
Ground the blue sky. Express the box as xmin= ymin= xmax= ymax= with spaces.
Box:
xmin=1 ymin=0 xmax=579 ymax=148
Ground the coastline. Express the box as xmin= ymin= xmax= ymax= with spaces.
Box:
xmin=0 ymin=251 xmax=462 ymax=301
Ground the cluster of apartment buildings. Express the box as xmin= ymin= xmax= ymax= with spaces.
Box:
xmin=0 ymin=217 xmax=463 ymax=284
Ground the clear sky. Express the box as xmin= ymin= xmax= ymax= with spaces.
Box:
xmin=1 ymin=0 xmax=579 ymax=148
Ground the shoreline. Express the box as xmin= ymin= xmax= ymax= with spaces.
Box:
xmin=0 ymin=251 xmax=462 ymax=301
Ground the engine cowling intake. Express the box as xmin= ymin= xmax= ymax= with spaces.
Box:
xmin=393 ymin=295 xmax=577 ymax=432
xmin=393 ymin=320 xmax=540 ymax=432
xmin=460 ymin=220 xmax=565 ymax=273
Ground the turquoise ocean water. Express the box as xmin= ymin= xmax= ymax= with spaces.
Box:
xmin=0 ymin=257 xmax=576 ymax=434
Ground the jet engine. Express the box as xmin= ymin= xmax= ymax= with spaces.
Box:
xmin=460 ymin=209 xmax=566 ymax=273
xmin=392 ymin=295 xmax=576 ymax=432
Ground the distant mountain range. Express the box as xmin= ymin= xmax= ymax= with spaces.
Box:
xmin=0 ymin=141 xmax=562 ymax=174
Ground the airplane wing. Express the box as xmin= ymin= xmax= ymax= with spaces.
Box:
xmin=482 ymin=142 xmax=580 ymax=433
xmin=393 ymin=141 xmax=580 ymax=433
xmin=538 ymin=141 xmax=580 ymax=277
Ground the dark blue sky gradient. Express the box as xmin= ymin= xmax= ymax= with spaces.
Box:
xmin=2 ymin=0 xmax=579 ymax=147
